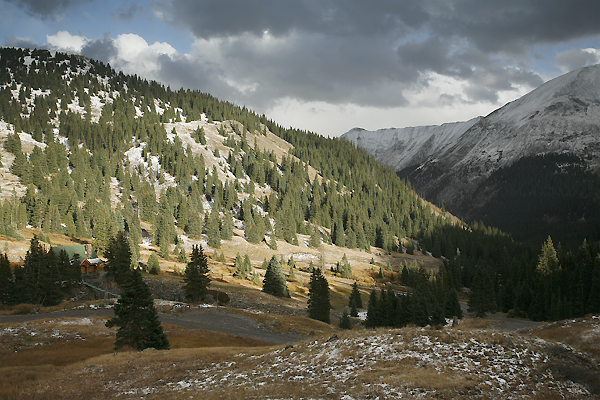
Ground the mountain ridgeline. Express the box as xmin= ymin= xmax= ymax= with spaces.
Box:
xmin=343 ymin=64 xmax=600 ymax=246
xmin=0 ymin=47 xmax=599 ymax=322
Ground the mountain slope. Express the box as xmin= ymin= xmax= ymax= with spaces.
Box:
xmin=0 ymin=47 xmax=451 ymax=265
xmin=343 ymin=64 xmax=600 ymax=244
xmin=343 ymin=117 xmax=480 ymax=173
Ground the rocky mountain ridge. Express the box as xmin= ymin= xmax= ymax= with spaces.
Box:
xmin=343 ymin=64 xmax=600 ymax=243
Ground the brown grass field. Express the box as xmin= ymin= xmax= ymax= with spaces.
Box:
xmin=3 ymin=321 xmax=598 ymax=400
xmin=0 ymin=306 xmax=598 ymax=400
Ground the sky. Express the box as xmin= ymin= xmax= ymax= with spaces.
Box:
xmin=1 ymin=0 xmax=600 ymax=137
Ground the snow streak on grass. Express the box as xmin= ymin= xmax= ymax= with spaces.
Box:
xmin=153 ymin=328 xmax=590 ymax=399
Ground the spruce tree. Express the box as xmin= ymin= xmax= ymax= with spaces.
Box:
xmin=339 ymin=309 xmax=351 ymax=330
xmin=0 ymin=253 xmax=13 ymax=305
xmin=220 ymin=210 xmax=233 ymax=240
xmin=468 ymin=266 xmax=497 ymax=318
xmin=148 ymin=254 xmax=160 ymax=275
xmin=365 ymin=288 xmax=379 ymax=328
xmin=233 ymin=253 xmax=246 ymax=279
xmin=105 ymin=269 xmax=169 ymax=352
xmin=183 ymin=245 xmax=211 ymax=302
xmin=309 ymin=223 xmax=321 ymax=248
xmin=349 ymin=281 xmax=363 ymax=309
xmin=206 ymin=209 xmax=221 ymax=249
xmin=307 ymin=267 xmax=330 ymax=323
xmin=262 ymin=255 xmax=289 ymax=298
xmin=537 ymin=236 xmax=560 ymax=275
xmin=104 ymin=232 xmax=132 ymax=286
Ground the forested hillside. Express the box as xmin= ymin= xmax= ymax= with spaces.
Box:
xmin=0 ymin=47 xmax=599 ymax=322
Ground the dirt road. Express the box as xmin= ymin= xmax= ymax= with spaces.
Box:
xmin=459 ymin=301 xmax=544 ymax=332
xmin=0 ymin=307 xmax=304 ymax=344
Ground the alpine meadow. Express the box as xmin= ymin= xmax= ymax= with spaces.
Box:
xmin=0 ymin=48 xmax=599 ymax=399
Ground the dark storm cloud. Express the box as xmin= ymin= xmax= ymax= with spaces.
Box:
xmin=81 ymin=33 xmax=118 ymax=62
xmin=4 ymin=0 xmax=91 ymax=20
xmin=428 ymin=0 xmax=600 ymax=54
xmin=149 ymin=0 xmax=599 ymax=108
xmin=155 ymin=0 xmax=600 ymax=49
xmin=152 ymin=0 xmax=429 ymax=39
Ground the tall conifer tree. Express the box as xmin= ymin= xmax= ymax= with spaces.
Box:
xmin=105 ymin=269 xmax=169 ymax=352
xmin=307 ymin=268 xmax=330 ymax=323
xmin=183 ymin=245 xmax=211 ymax=302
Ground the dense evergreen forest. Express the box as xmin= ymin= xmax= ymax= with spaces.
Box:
xmin=466 ymin=153 xmax=600 ymax=246
xmin=0 ymin=47 xmax=598 ymax=321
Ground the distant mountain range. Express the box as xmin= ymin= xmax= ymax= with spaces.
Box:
xmin=343 ymin=64 xmax=600 ymax=244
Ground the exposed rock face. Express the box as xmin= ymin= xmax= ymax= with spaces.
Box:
xmin=344 ymin=64 xmax=600 ymax=209
xmin=342 ymin=64 xmax=600 ymax=241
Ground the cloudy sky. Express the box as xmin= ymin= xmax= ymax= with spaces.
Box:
xmin=2 ymin=0 xmax=599 ymax=137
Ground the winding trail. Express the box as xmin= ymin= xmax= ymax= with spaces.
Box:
xmin=0 ymin=307 xmax=304 ymax=344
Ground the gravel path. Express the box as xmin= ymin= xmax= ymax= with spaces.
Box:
xmin=0 ymin=307 xmax=304 ymax=344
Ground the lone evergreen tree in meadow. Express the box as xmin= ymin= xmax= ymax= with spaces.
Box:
xmin=307 ymin=267 xmax=330 ymax=324
xmin=105 ymin=269 xmax=169 ymax=352
xmin=183 ymin=245 xmax=211 ymax=302
xmin=262 ymin=255 xmax=289 ymax=298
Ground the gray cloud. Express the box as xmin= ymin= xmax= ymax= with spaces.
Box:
xmin=3 ymin=35 xmax=38 ymax=48
xmin=8 ymin=0 xmax=597 ymax=118
xmin=147 ymin=0 xmax=599 ymax=109
xmin=428 ymin=0 xmax=600 ymax=55
xmin=80 ymin=33 xmax=118 ymax=62
xmin=110 ymin=4 xmax=147 ymax=23
xmin=4 ymin=0 xmax=92 ymax=20
xmin=556 ymin=48 xmax=600 ymax=72
xmin=152 ymin=0 xmax=429 ymax=39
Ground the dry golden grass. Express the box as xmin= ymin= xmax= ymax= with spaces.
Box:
xmin=13 ymin=326 xmax=597 ymax=400
xmin=528 ymin=315 xmax=600 ymax=359
xmin=0 ymin=315 xmax=277 ymax=400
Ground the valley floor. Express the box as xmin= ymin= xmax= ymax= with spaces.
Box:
xmin=2 ymin=304 xmax=599 ymax=399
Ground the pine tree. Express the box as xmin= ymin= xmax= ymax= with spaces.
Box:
xmin=220 ymin=210 xmax=233 ymax=241
xmin=186 ymin=211 xmax=203 ymax=239
xmin=349 ymin=281 xmax=363 ymax=309
xmin=243 ymin=254 xmax=251 ymax=271
xmin=365 ymin=288 xmax=379 ymax=328
xmin=183 ymin=245 xmax=211 ymax=302
xmin=340 ymin=254 xmax=352 ymax=279
xmin=309 ymin=223 xmax=321 ymax=248
xmin=468 ymin=266 xmax=497 ymax=318
xmin=269 ymin=235 xmax=278 ymax=250
xmin=262 ymin=255 xmax=289 ymax=298
xmin=0 ymin=253 xmax=13 ymax=305
xmin=206 ymin=209 xmax=221 ymax=249
xmin=537 ymin=236 xmax=560 ymax=275
xmin=233 ymin=252 xmax=246 ymax=279
xmin=307 ymin=267 xmax=330 ymax=324
xmin=105 ymin=232 xmax=132 ymax=286
xmin=105 ymin=269 xmax=169 ymax=352
xmin=148 ymin=254 xmax=161 ymax=275
xmin=339 ymin=309 xmax=351 ymax=330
